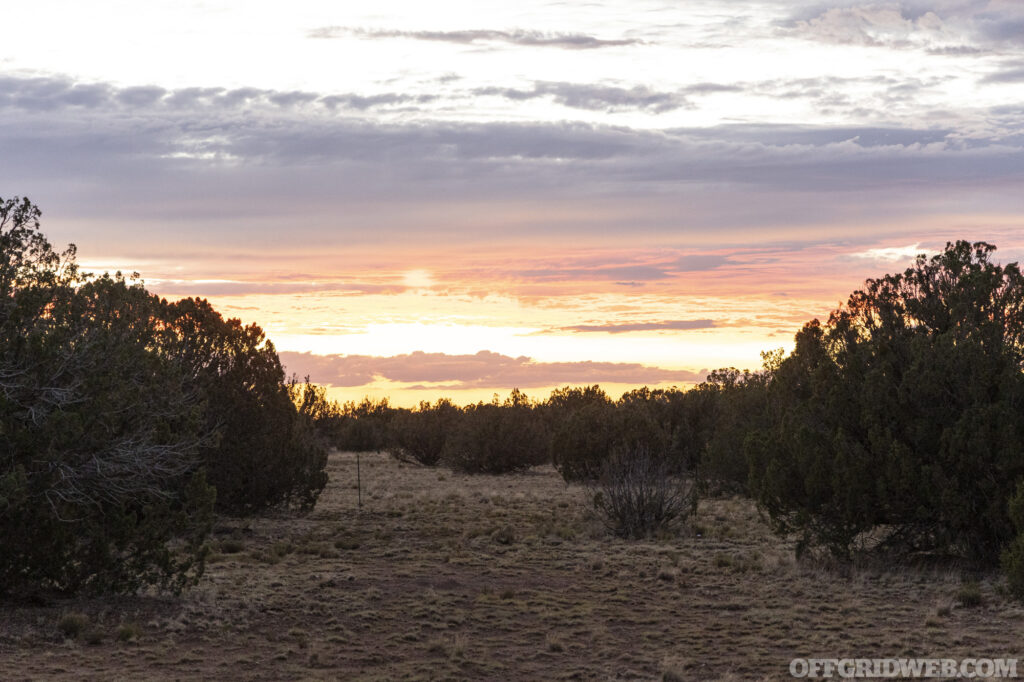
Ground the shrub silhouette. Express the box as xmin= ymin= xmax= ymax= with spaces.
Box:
xmin=442 ymin=390 xmax=548 ymax=474
xmin=334 ymin=397 xmax=395 ymax=452
xmin=388 ymin=399 xmax=461 ymax=466
xmin=549 ymin=386 xmax=672 ymax=482
xmin=694 ymin=360 xmax=777 ymax=495
xmin=1002 ymin=482 xmax=1024 ymax=599
xmin=161 ymin=298 xmax=328 ymax=514
xmin=550 ymin=400 xmax=618 ymax=481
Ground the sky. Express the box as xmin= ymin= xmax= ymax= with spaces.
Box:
xmin=3 ymin=0 xmax=1024 ymax=406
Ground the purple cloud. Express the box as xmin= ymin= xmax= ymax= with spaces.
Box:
xmin=279 ymin=350 xmax=703 ymax=389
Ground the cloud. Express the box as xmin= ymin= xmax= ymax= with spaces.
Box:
xmin=784 ymin=5 xmax=938 ymax=48
xmin=561 ymin=319 xmax=717 ymax=334
xmin=743 ymin=75 xmax=949 ymax=115
xmin=673 ymin=254 xmax=730 ymax=271
xmin=982 ymin=61 xmax=1024 ymax=83
xmin=849 ymin=243 xmax=923 ymax=262
xmin=309 ymin=27 xmax=641 ymax=50
xmin=146 ymin=279 xmax=403 ymax=297
xmin=4 ymin=72 xmax=1024 ymax=250
xmin=780 ymin=1 xmax=1024 ymax=53
xmin=520 ymin=264 xmax=672 ymax=282
xmin=515 ymin=254 xmax=729 ymax=284
xmin=0 ymin=75 xmax=428 ymax=114
xmin=476 ymin=82 xmax=690 ymax=114
xmin=474 ymin=81 xmax=741 ymax=114
xmin=279 ymin=350 xmax=703 ymax=389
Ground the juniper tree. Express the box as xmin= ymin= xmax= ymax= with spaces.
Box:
xmin=749 ymin=241 xmax=1024 ymax=563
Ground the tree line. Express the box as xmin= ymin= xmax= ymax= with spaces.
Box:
xmin=329 ymin=240 xmax=1024 ymax=595
xmin=7 ymin=193 xmax=1024 ymax=599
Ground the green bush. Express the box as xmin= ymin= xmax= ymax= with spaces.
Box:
xmin=549 ymin=400 xmax=618 ymax=481
xmin=0 ymin=197 xmax=214 ymax=595
xmin=956 ymin=582 xmax=983 ymax=608
xmin=161 ymin=298 xmax=328 ymax=514
xmin=333 ymin=397 xmax=395 ymax=452
xmin=58 ymin=613 xmax=89 ymax=639
xmin=749 ymin=241 xmax=1024 ymax=563
xmin=442 ymin=390 xmax=548 ymax=474
xmin=696 ymin=360 xmax=777 ymax=496
xmin=548 ymin=387 xmax=671 ymax=482
xmin=388 ymin=399 xmax=461 ymax=466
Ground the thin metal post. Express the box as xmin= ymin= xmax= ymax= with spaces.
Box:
xmin=356 ymin=451 xmax=362 ymax=510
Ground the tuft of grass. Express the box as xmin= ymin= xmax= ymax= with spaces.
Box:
xmin=661 ymin=656 xmax=690 ymax=681
xmin=271 ymin=541 xmax=295 ymax=558
xmin=219 ymin=539 xmax=245 ymax=554
xmin=713 ymin=551 xmax=762 ymax=573
xmin=450 ymin=633 xmax=468 ymax=659
xmin=58 ymin=612 xmax=89 ymax=639
xmin=288 ymin=628 xmax=309 ymax=649
xmin=83 ymin=629 xmax=105 ymax=646
xmin=334 ymin=536 xmax=361 ymax=551
xmin=491 ymin=524 xmax=516 ymax=545
xmin=545 ymin=633 xmax=564 ymax=652
xmin=956 ymin=582 xmax=983 ymax=608
xmin=116 ymin=623 xmax=142 ymax=642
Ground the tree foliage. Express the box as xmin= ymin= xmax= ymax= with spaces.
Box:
xmin=693 ymin=358 xmax=777 ymax=495
xmin=0 ymin=196 xmax=332 ymax=594
xmin=442 ymin=390 xmax=548 ymax=474
xmin=161 ymin=298 xmax=328 ymax=514
xmin=750 ymin=241 xmax=1024 ymax=562
xmin=387 ymin=398 xmax=461 ymax=466
xmin=0 ymin=197 xmax=214 ymax=595
xmin=547 ymin=386 xmax=676 ymax=482
xmin=333 ymin=397 xmax=395 ymax=452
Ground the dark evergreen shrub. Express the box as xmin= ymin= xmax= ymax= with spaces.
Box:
xmin=696 ymin=358 xmax=777 ymax=495
xmin=442 ymin=390 xmax=548 ymax=474
xmin=548 ymin=386 xmax=671 ymax=482
xmin=749 ymin=241 xmax=1024 ymax=563
xmin=161 ymin=298 xmax=328 ymax=514
xmin=334 ymin=397 xmax=395 ymax=452
xmin=388 ymin=399 xmax=461 ymax=466
xmin=1001 ymin=482 xmax=1024 ymax=599
xmin=550 ymin=400 xmax=619 ymax=481
xmin=0 ymin=197 xmax=214 ymax=595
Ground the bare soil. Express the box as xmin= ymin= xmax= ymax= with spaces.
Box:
xmin=1 ymin=451 xmax=1022 ymax=680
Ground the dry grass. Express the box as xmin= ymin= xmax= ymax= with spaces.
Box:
xmin=2 ymin=451 xmax=1023 ymax=680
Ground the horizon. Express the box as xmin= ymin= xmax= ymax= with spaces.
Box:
xmin=6 ymin=1 xmax=1024 ymax=407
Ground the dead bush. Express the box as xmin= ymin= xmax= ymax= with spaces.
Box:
xmin=591 ymin=445 xmax=696 ymax=539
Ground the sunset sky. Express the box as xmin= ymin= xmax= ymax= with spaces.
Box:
xmin=4 ymin=0 xmax=1024 ymax=405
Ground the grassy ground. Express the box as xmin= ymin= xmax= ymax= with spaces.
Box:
xmin=1 ymin=451 xmax=1022 ymax=680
